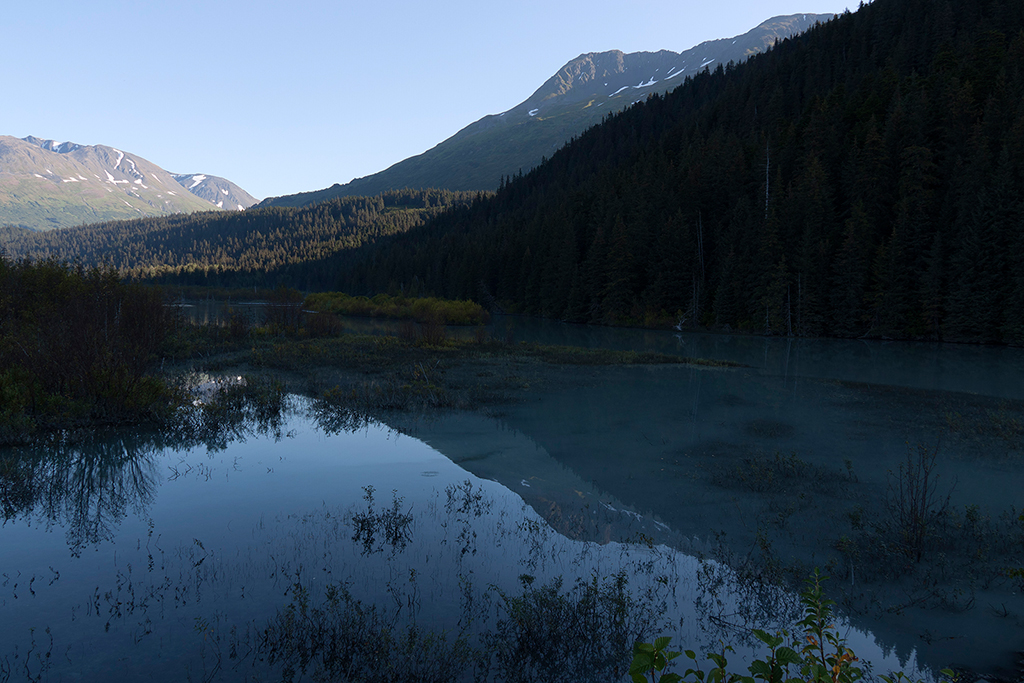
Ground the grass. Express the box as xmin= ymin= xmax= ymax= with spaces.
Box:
xmin=162 ymin=311 xmax=743 ymax=419
xmin=1 ymin=272 xmax=743 ymax=445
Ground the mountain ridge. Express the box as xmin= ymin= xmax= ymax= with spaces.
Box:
xmin=0 ymin=136 xmax=258 ymax=231
xmin=258 ymin=13 xmax=834 ymax=208
xmin=333 ymin=0 xmax=1024 ymax=348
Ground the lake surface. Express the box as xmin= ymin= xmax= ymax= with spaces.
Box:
xmin=4 ymin=315 xmax=1023 ymax=681
xmin=1 ymin=401 xmax=929 ymax=683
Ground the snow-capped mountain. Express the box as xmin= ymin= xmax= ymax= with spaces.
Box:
xmin=508 ymin=13 xmax=832 ymax=118
xmin=0 ymin=136 xmax=257 ymax=231
xmin=172 ymin=173 xmax=257 ymax=211
xmin=260 ymin=13 xmax=834 ymax=207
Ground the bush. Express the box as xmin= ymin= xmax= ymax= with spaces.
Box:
xmin=0 ymin=258 xmax=178 ymax=437
xmin=630 ymin=571 xmax=954 ymax=683
xmin=304 ymin=291 xmax=489 ymax=325
xmin=302 ymin=311 xmax=344 ymax=338
xmin=885 ymin=441 xmax=953 ymax=563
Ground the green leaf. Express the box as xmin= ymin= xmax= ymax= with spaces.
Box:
xmin=685 ymin=650 xmax=698 ymax=660
xmin=775 ymin=647 xmax=801 ymax=666
xmin=637 ymin=642 xmax=656 ymax=654
xmin=752 ymin=629 xmax=783 ymax=648
xmin=655 ymin=636 xmax=673 ymax=650
xmin=750 ymin=660 xmax=773 ymax=677
xmin=631 ymin=673 xmax=648 ymax=683
xmin=708 ymin=653 xmax=728 ymax=669
xmin=631 ymin=654 xmax=655 ymax=674
xmin=663 ymin=675 xmax=683 ymax=683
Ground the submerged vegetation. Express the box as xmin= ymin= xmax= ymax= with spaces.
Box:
xmin=0 ymin=255 xmax=727 ymax=444
xmin=2 ymin=259 xmax=1020 ymax=681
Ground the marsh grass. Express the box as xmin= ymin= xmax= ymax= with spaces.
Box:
xmin=257 ymin=581 xmax=479 ymax=683
xmin=712 ymin=450 xmax=813 ymax=494
xmin=944 ymin=402 xmax=1024 ymax=460
xmin=304 ymin=292 xmax=489 ymax=326
xmin=693 ymin=433 xmax=1024 ymax=626
xmin=248 ymin=571 xmax=662 ymax=683
xmin=488 ymin=572 xmax=646 ymax=683
xmin=231 ymin=331 xmax=737 ymax=417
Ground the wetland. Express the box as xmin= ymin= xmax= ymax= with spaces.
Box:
xmin=2 ymin=305 xmax=1023 ymax=682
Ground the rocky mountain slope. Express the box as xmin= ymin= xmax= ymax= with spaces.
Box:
xmin=259 ymin=14 xmax=833 ymax=208
xmin=0 ymin=136 xmax=257 ymax=231
xmin=172 ymin=173 xmax=257 ymax=211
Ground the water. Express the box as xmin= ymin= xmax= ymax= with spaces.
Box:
xmin=2 ymin=400 xmax=930 ymax=683
xmin=5 ymin=313 xmax=1022 ymax=681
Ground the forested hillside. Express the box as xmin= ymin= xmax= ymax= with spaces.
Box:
xmin=340 ymin=0 xmax=1024 ymax=344
xmin=257 ymin=14 xmax=832 ymax=208
xmin=3 ymin=189 xmax=480 ymax=290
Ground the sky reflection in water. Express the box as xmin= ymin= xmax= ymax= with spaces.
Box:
xmin=0 ymin=399 xmax=926 ymax=683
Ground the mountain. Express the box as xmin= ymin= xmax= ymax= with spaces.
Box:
xmin=172 ymin=173 xmax=258 ymax=211
xmin=258 ymin=14 xmax=834 ymax=208
xmin=0 ymin=136 xmax=257 ymax=231
xmin=337 ymin=0 xmax=1024 ymax=345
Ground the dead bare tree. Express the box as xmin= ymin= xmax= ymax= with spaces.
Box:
xmin=886 ymin=440 xmax=954 ymax=563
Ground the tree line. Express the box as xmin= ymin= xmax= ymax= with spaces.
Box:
xmin=3 ymin=0 xmax=1022 ymax=345
xmin=2 ymin=189 xmax=482 ymax=291
xmin=337 ymin=0 xmax=1024 ymax=344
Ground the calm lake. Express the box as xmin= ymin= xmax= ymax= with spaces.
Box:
xmin=3 ymin=315 xmax=1023 ymax=681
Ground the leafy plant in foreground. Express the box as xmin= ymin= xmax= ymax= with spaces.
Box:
xmin=630 ymin=571 xmax=955 ymax=683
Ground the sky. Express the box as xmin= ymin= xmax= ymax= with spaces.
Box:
xmin=4 ymin=0 xmax=853 ymax=201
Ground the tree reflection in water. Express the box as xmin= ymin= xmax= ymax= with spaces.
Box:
xmin=0 ymin=378 xmax=290 ymax=556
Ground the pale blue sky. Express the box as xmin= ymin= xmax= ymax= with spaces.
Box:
xmin=4 ymin=0 xmax=852 ymax=200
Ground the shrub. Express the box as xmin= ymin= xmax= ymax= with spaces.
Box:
xmin=0 ymin=259 xmax=178 ymax=435
xmin=630 ymin=571 xmax=954 ymax=683
xmin=302 ymin=311 xmax=344 ymax=338
xmin=304 ymin=291 xmax=488 ymax=325
xmin=885 ymin=441 xmax=954 ymax=563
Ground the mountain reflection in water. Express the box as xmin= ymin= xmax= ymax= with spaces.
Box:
xmin=0 ymin=397 xmax=926 ymax=683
